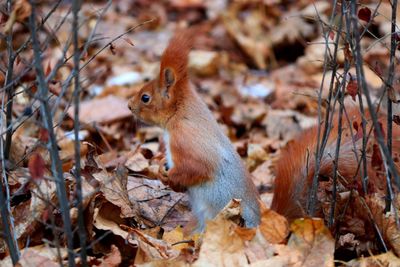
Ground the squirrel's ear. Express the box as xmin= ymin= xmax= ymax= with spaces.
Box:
xmin=161 ymin=68 xmax=176 ymax=98
xmin=164 ymin=68 xmax=175 ymax=88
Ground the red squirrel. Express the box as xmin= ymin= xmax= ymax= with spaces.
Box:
xmin=271 ymin=107 xmax=400 ymax=221
xmin=128 ymin=33 xmax=261 ymax=230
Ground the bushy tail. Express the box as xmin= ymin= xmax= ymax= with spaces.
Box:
xmin=271 ymin=108 xmax=400 ymax=221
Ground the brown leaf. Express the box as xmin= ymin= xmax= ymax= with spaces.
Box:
xmin=365 ymin=194 xmax=400 ymax=256
xmin=45 ymin=61 xmax=51 ymax=77
xmin=94 ymin=245 xmax=121 ymax=267
xmin=288 ymin=218 xmax=335 ymax=267
xmin=259 ymin=207 xmax=289 ymax=244
xmin=393 ymin=115 xmax=400 ymax=125
xmin=125 ymin=151 xmax=149 ymax=172
xmin=162 ymin=226 xmax=188 ymax=250
xmin=373 ymin=61 xmax=383 ymax=77
xmin=0 ymin=246 xmax=66 ymax=267
xmin=358 ymin=7 xmax=372 ymax=23
xmin=346 ymin=251 xmax=400 ymax=266
xmin=352 ymin=121 xmax=363 ymax=141
xmin=93 ymin=165 xmax=140 ymax=219
xmin=346 ymin=76 xmax=358 ymax=101
xmin=69 ymin=95 xmax=131 ymax=124
xmin=194 ymin=200 xmax=249 ymax=266
xmin=93 ymin=201 xmax=131 ymax=240
xmin=28 ymin=153 xmax=46 ymax=181
xmin=126 ymin=175 xmax=190 ymax=231
xmin=251 ymin=158 xmax=274 ymax=188
xmin=121 ymin=224 xmax=179 ymax=263
xmin=344 ymin=43 xmax=353 ymax=62
xmin=39 ymin=128 xmax=49 ymax=143
xmin=15 ymin=0 xmax=31 ymax=21
xmin=2 ymin=0 xmax=31 ymax=34
xmin=371 ymin=144 xmax=383 ymax=168
xmin=10 ymin=179 xmax=57 ymax=256
xmin=222 ymin=10 xmax=270 ymax=69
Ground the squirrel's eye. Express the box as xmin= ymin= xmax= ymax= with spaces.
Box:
xmin=141 ymin=94 xmax=151 ymax=103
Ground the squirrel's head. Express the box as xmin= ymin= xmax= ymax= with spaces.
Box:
xmin=128 ymin=33 xmax=192 ymax=127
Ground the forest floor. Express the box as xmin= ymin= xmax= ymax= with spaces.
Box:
xmin=1 ymin=0 xmax=400 ymax=266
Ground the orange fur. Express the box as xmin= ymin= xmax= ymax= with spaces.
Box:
xmin=271 ymin=108 xmax=400 ymax=221
xmin=166 ymin=108 xmax=219 ymax=190
xmin=159 ymin=33 xmax=193 ymax=89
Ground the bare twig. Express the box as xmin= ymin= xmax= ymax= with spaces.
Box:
xmin=329 ymin=62 xmax=349 ymax=227
xmin=29 ymin=2 xmax=76 ymax=266
xmin=3 ymin=0 xmax=16 ymax=163
xmin=71 ymin=0 xmax=87 ymax=265
xmin=349 ymin=0 xmax=400 ymax=191
xmin=307 ymin=0 xmax=339 ymax=215
xmin=0 ymin=1 xmax=21 ymax=264
xmin=343 ymin=4 xmax=369 ymax=194
xmin=384 ymin=0 xmax=398 ymax=213
xmin=14 ymin=0 xmax=63 ymax=56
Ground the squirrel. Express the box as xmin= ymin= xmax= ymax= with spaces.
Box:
xmin=271 ymin=107 xmax=400 ymax=221
xmin=128 ymin=33 xmax=261 ymax=231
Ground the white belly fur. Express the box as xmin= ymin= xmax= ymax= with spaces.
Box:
xmin=163 ymin=131 xmax=174 ymax=169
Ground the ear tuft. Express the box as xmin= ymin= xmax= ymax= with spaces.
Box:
xmin=159 ymin=31 xmax=193 ymax=90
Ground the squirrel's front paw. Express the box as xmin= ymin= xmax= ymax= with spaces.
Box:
xmin=158 ymin=170 xmax=170 ymax=187
xmin=167 ymin=179 xmax=187 ymax=193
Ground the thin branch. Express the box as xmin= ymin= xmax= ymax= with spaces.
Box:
xmin=384 ymin=0 xmax=398 ymax=213
xmin=329 ymin=61 xmax=349 ymax=227
xmin=29 ymin=2 xmax=76 ymax=266
xmin=344 ymin=7 xmax=369 ymax=194
xmin=349 ymin=0 xmax=400 ymax=189
xmin=72 ymin=0 xmax=87 ymax=265
xmin=307 ymin=0 xmax=339 ymax=215
xmin=0 ymin=0 xmax=21 ymax=264
xmin=3 ymin=0 xmax=16 ymax=163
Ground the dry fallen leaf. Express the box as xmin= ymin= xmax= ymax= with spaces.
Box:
xmin=162 ymin=226 xmax=187 ymax=251
xmin=288 ymin=218 xmax=335 ymax=267
xmin=259 ymin=207 xmax=289 ymax=244
xmin=189 ymin=50 xmax=220 ymax=76
xmin=364 ymin=194 xmax=400 ymax=256
xmin=3 ymin=0 xmax=31 ymax=34
xmin=94 ymin=245 xmax=122 ymax=267
xmin=125 ymin=151 xmax=150 ymax=172
xmin=69 ymin=95 xmax=131 ymax=124
xmin=346 ymin=251 xmax=400 ymax=266
xmin=121 ymin=225 xmax=180 ymax=264
xmin=28 ymin=153 xmax=46 ymax=181
xmin=93 ymin=164 xmax=141 ymax=219
xmin=193 ymin=200 xmax=249 ymax=267
xmin=222 ymin=8 xmax=270 ymax=69
xmin=0 ymin=245 xmax=67 ymax=267
xmin=126 ymin=175 xmax=190 ymax=231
